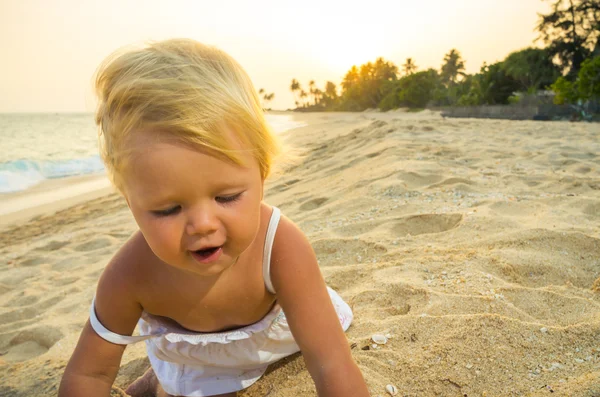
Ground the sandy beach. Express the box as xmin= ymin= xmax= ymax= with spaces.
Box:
xmin=1 ymin=111 xmax=599 ymax=396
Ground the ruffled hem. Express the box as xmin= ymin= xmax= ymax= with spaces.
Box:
xmin=139 ymin=303 xmax=284 ymax=345
xmin=138 ymin=286 xmax=352 ymax=346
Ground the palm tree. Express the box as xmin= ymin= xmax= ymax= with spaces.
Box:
xmin=308 ymin=80 xmax=316 ymax=105
xmin=290 ymin=79 xmax=300 ymax=107
xmin=323 ymin=81 xmax=338 ymax=108
xmin=299 ymin=90 xmax=308 ymax=107
xmin=402 ymin=58 xmax=417 ymax=75
xmin=313 ymin=88 xmax=323 ymax=106
xmin=263 ymin=92 xmax=275 ymax=109
xmin=325 ymin=81 xmax=338 ymax=99
xmin=341 ymin=66 xmax=360 ymax=91
xmin=441 ymin=49 xmax=466 ymax=85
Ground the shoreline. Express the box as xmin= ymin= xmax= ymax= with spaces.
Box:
xmin=0 ymin=111 xmax=315 ymax=229
xmin=0 ymin=173 xmax=114 ymax=228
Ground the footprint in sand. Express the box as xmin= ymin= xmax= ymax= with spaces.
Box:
xmin=0 ymin=326 xmax=64 ymax=362
xmin=331 ymin=213 xmax=462 ymax=238
xmin=0 ymin=306 xmax=41 ymax=327
xmin=18 ymin=257 xmax=48 ymax=267
xmin=350 ymin=282 xmax=429 ymax=319
xmin=299 ymin=197 xmax=329 ymax=211
xmin=270 ymin=178 xmax=300 ymax=193
xmin=0 ymin=295 xmax=64 ymax=324
xmin=329 ymin=157 xmax=367 ymax=173
xmin=0 ymin=268 xmax=40 ymax=287
xmin=5 ymin=293 xmax=41 ymax=307
xmin=51 ymin=276 xmax=80 ymax=287
xmin=34 ymin=240 xmax=70 ymax=252
xmin=560 ymin=151 xmax=597 ymax=161
xmin=312 ymin=238 xmax=387 ymax=266
xmin=583 ymin=202 xmax=600 ymax=218
xmin=364 ymin=149 xmax=385 ymax=159
xmin=476 ymin=229 xmax=600 ymax=288
xmin=73 ymin=237 xmax=114 ymax=252
xmin=390 ymin=214 xmax=463 ymax=236
xmin=499 ymin=287 xmax=600 ymax=326
xmin=574 ymin=166 xmax=592 ymax=174
xmin=51 ymin=256 xmax=84 ymax=272
xmin=397 ymin=171 xmax=444 ymax=189
xmin=428 ymin=177 xmax=475 ymax=189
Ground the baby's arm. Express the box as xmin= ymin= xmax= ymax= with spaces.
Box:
xmin=59 ymin=239 xmax=143 ymax=396
xmin=270 ymin=217 xmax=370 ymax=397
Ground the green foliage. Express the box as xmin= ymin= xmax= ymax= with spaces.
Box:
xmin=536 ymin=0 xmax=600 ymax=76
xmin=402 ymin=58 xmax=418 ymax=75
xmin=339 ymin=58 xmax=398 ymax=111
xmin=475 ymin=62 xmax=521 ymax=105
xmin=287 ymin=2 xmax=600 ymax=113
xmin=552 ymin=56 xmax=600 ymax=103
xmin=551 ymin=76 xmax=579 ymax=104
xmin=577 ymin=56 xmax=600 ymax=100
xmin=507 ymin=95 xmax=521 ymax=105
xmin=378 ymin=80 xmax=403 ymax=111
xmin=397 ymin=69 xmax=439 ymax=108
xmin=502 ymin=47 xmax=560 ymax=91
xmin=456 ymin=76 xmax=482 ymax=106
xmin=440 ymin=49 xmax=466 ymax=85
xmin=378 ymin=69 xmax=439 ymax=110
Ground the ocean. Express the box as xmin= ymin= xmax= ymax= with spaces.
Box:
xmin=0 ymin=113 xmax=305 ymax=194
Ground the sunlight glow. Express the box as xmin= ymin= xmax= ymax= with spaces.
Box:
xmin=0 ymin=0 xmax=552 ymax=111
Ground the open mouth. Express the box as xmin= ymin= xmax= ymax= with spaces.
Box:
xmin=191 ymin=246 xmax=223 ymax=263
xmin=195 ymin=246 xmax=219 ymax=257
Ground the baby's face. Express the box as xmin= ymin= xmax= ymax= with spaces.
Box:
xmin=121 ymin=134 xmax=264 ymax=277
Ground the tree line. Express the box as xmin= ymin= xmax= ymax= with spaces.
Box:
xmin=289 ymin=0 xmax=599 ymax=114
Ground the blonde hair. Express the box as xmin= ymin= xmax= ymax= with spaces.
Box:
xmin=94 ymin=38 xmax=279 ymax=192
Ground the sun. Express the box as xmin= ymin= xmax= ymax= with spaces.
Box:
xmin=311 ymin=36 xmax=387 ymax=74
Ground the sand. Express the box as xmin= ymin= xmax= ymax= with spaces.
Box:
xmin=0 ymin=111 xmax=599 ymax=396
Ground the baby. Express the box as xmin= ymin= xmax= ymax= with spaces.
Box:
xmin=59 ymin=39 xmax=369 ymax=397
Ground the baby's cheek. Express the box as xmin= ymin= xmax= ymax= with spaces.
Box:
xmin=146 ymin=224 xmax=181 ymax=258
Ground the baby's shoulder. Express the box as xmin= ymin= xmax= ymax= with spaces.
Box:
xmin=107 ymin=230 xmax=153 ymax=269
xmin=97 ymin=231 xmax=155 ymax=296
xmin=270 ymin=211 xmax=313 ymax=261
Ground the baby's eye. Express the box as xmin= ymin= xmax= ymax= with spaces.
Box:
xmin=216 ymin=193 xmax=242 ymax=204
xmin=151 ymin=205 xmax=181 ymax=217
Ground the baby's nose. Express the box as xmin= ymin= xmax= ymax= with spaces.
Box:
xmin=185 ymin=206 xmax=219 ymax=236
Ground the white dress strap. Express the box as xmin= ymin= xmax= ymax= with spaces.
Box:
xmin=262 ymin=206 xmax=281 ymax=294
xmin=89 ymin=297 xmax=154 ymax=345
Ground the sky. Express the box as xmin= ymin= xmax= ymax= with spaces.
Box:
xmin=0 ymin=0 xmax=552 ymax=112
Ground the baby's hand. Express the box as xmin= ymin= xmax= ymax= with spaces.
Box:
xmin=124 ymin=367 xmax=160 ymax=397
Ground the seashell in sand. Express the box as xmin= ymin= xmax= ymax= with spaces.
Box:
xmin=385 ymin=384 xmax=398 ymax=395
xmin=372 ymin=334 xmax=388 ymax=345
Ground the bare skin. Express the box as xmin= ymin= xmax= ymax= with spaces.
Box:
xmin=125 ymin=368 xmax=236 ymax=397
